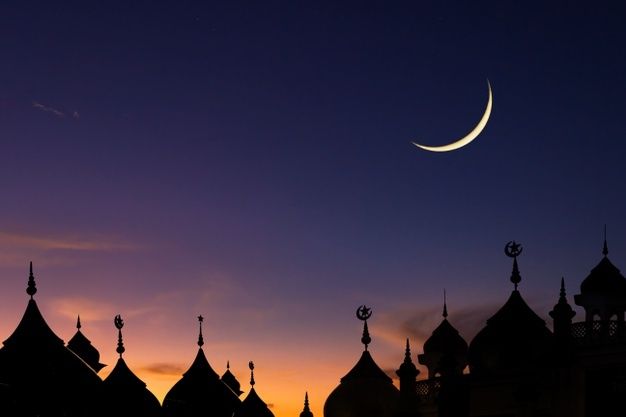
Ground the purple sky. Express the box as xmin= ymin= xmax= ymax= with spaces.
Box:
xmin=1 ymin=2 xmax=626 ymax=416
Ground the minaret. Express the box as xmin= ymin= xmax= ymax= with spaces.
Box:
xmin=549 ymin=278 xmax=576 ymax=342
xmin=299 ymin=392 xmax=313 ymax=417
xmin=396 ymin=339 xmax=419 ymax=396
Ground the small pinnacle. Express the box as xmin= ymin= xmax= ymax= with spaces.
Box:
xmin=510 ymin=257 xmax=522 ymax=290
xmin=227 ymin=360 xmax=230 ymax=369
xmin=26 ymin=261 xmax=37 ymax=298
xmin=404 ymin=338 xmax=411 ymax=361
xmin=77 ymin=315 xmax=82 ymax=330
xmin=443 ymin=289 xmax=448 ymax=318
xmin=361 ymin=321 xmax=371 ymax=350
xmin=304 ymin=392 xmax=311 ymax=410
xmin=560 ymin=277 xmax=566 ymax=298
xmin=114 ymin=315 xmax=125 ymax=357
xmin=603 ymin=225 xmax=609 ymax=256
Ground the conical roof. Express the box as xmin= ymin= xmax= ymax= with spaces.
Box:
xmin=468 ymin=290 xmax=552 ymax=376
xmin=103 ymin=358 xmax=162 ymax=417
xmin=162 ymin=348 xmax=240 ymax=416
xmin=579 ymin=256 xmax=626 ymax=297
xmin=67 ymin=317 xmax=106 ymax=373
xmin=222 ymin=362 xmax=244 ymax=396
xmin=0 ymin=265 xmax=104 ymax=417
xmin=234 ymin=387 xmax=274 ymax=417
xmin=324 ymin=308 xmax=399 ymax=417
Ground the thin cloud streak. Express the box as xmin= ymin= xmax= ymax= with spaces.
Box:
xmin=32 ymin=101 xmax=65 ymax=117
xmin=0 ymin=231 xmax=140 ymax=252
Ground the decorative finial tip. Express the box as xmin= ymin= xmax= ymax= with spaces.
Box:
xmin=603 ymin=225 xmax=609 ymax=256
xmin=114 ymin=314 xmax=125 ymax=357
xmin=26 ymin=261 xmax=37 ymax=298
xmin=249 ymin=361 xmax=255 ymax=386
xmin=77 ymin=315 xmax=81 ymax=329
xmin=505 ymin=241 xmax=523 ymax=290
xmin=197 ymin=315 xmax=204 ymax=347
xmin=443 ymin=289 xmax=448 ymax=318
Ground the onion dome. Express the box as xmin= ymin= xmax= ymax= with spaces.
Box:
xmin=162 ymin=315 xmax=241 ymax=417
xmin=418 ymin=293 xmax=468 ymax=378
xmin=233 ymin=361 xmax=275 ymax=417
xmin=300 ymin=392 xmax=314 ymax=417
xmin=397 ymin=339 xmax=419 ymax=391
xmin=0 ymin=263 xmax=104 ymax=417
xmin=222 ymin=361 xmax=244 ymax=396
xmin=574 ymin=234 xmax=626 ymax=316
xmin=468 ymin=244 xmax=553 ymax=376
xmin=67 ymin=315 xmax=106 ymax=373
xmin=323 ymin=306 xmax=400 ymax=417
xmin=103 ymin=315 xmax=162 ymax=417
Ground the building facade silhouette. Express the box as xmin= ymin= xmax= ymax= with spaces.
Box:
xmin=2 ymin=238 xmax=626 ymax=416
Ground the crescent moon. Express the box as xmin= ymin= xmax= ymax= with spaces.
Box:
xmin=412 ymin=80 xmax=492 ymax=152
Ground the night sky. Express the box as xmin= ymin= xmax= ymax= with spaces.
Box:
xmin=1 ymin=2 xmax=626 ymax=416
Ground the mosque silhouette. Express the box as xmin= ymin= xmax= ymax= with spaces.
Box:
xmin=1 ymin=238 xmax=626 ymax=417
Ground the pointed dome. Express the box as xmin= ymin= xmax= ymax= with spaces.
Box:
xmin=0 ymin=264 xmax=104 ymax=417
xmin=162 ymin=317 xmax=240 ymax=417
xmin=575 ymin=238 xmax=626 ymax=313
xmin=234 ymin=362 xmax=275 ymax=417
xmin=323 ymin=307 xmax=399 ymax=417
xmin=468 ymin=290 xmax=552 ymax=376
xmin=104 ymin=358 xmax=162 ymax=416
xmin=67 ymin=316 xmax=106 ymax=373
xmin=222 ymin=361 xmax=244 ymax=396
xmin=418 ymin=299 xmax=468 ymax=378
xmin=550 ymin=278 xmax=576 ymax=323
xmin=468 ymin=246 xmax=553 ymax=376
xmin=102 ymin=315 xmax=161 ymax=417
xmin=300 ymin=393 xmax=314 ymax=417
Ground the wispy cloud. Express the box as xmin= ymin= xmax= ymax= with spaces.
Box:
xmin=51 ymin=296 xmax=156 ymax=322
xmin=140 ymin=363 xmax=186 ymax=376
xmin=0 ymin=231 xmax=139 ymax=252
xmin=32 ymin=101 xmax=80 ymax=119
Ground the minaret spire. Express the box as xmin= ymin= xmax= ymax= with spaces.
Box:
xmin=197 ymin=315 xmax=204 ymax=347
xmin=299 ymin=391 xmax=314 ymax=417
xmin=356 ymin=305 xmax=373 ymax=350
xmin=504 ymin=241 xmax=523 ymax=290
xmin=603 ymin=224 xmax=609 ymax=256
xmin=26 ymin=261 xmax=37 ymax=298
xmin=76 ymin=315 xmax=82 ymax=330
xmin=443 ymin=289 xmax=448 ymax=318
xmin=114 ymin=314 xmax=125 ymax=358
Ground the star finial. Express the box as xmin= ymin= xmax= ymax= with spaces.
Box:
xmin=505 ymin=241 xmax=523 ymax=290
xmin=356 ymin=305 xmax=372 ymax=350
xmin=197 ymin=315 xmax=204 ymax=347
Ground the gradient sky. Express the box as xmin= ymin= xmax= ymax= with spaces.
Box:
xmin=1 ymin=1 xmax=626 ymax=416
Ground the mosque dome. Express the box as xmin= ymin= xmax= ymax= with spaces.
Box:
xmin=323 ymin=306 xmax=400 ymax=417
xmin=222 ymin=361 xmax=244 ymax=396
xmin=102 ymin=315 xmax=162 ymax=417
xmin=418 ymin=298 xmax=468 ymax=378
xmin=162 ymin=316 xmax=240 ymax=417
xmin=575 ymin=239 xmax=626 ymax=314
xmin=0 ymin=264 xmax=104 ymax=417
xmin=468 ymin=244 xmax=552 ymax=376
xmin=233 ymin=362 xmax=275 ymax=417
xmin=67 ymin=316 xmax=106 ymax=373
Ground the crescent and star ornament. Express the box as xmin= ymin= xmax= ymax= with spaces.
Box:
xmin=412 ymin=80 xmax=492 ymax=152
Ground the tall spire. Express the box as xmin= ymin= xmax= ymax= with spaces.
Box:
xmin=26 ymin=261 xmax=37 ymax=298
xmin=443 ymin=289 xmax=448 ymax=318
xmin=504 ymin=241 xmax=523 ymax=290
xmin=603 ymin=224 xmax=609 ymax=257
xmin=115 ymin=314 xmax=125 ymax=358
xmin=76 ymin=315 xmax=82 ymax=330
xmin=356 ymin=305 xmax=372 ymax=350
xmin=299 ymin=392 xmax=313 ymax=417
xmin=197 ymin=315 xmax=204 ymax=347
xmin=404 ymin=338 xmax=411 ymax=362
xmin=249 ymin=361 xmax=255 ymax=387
